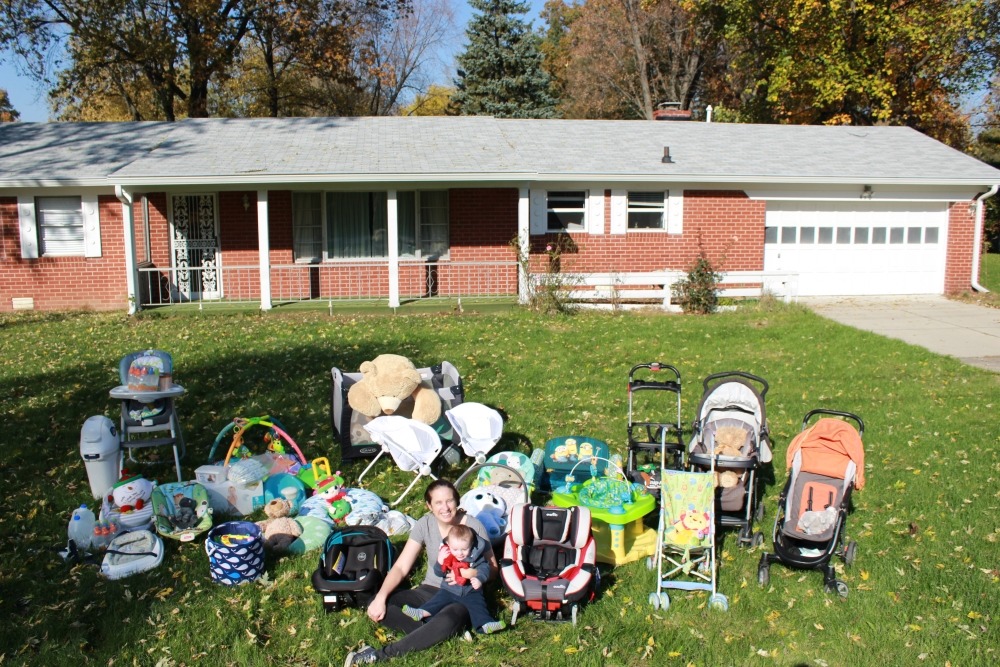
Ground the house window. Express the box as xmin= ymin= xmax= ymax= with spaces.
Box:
xmin=627 ymin=191 xmax=665 ymax=229
xmin=292 ymin=192 xmax=323 ymax=261
xmin=399 ymin=191 xmax=450 ymax=258
xmin=547 ymin=191 xmax=587 ymax=232
xmin=36 ymin=196 xmax=84 ymax=256
xmin=327 ymin=192 xmax=388 ymax=258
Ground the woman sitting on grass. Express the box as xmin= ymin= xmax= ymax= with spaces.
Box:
xmin=345 ymin=479 xmax=501 ymax=666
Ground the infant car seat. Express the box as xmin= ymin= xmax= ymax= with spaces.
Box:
xmin=500 ymin=503 xmax=597 ymax=626
xmin=312 ymin=525 xmax=395 ymax=611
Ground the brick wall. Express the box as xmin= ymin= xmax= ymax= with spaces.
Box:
xmin=944 ymin=200 xmax=976 ymax=294
xmin=0 ymin=195 xmax=129 ymax=311
xmin=529 ymin=190 xmax=766 ymax=274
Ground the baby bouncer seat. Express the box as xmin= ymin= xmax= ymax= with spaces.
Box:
xmin=357 ymin=416 xmax=442 ymax=506
xmin=500 ymin=503 xmax=598 ymax=626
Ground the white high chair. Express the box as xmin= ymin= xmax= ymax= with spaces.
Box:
xmin=358 ymin=416 xmax=442 ymax=506
xmin=445 ymin=402 xmax=504 ymax=479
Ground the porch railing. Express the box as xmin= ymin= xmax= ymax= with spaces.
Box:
xmin=137 ymin=259 xmax=519 ymax=308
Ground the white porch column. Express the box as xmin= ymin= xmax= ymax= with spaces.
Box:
xmin=257 ymin=190 xmax=272 ymax=311
xmin=517 ymin=186 xmax=530 ymax=304
xmin=387 ymin=190 xmax=400 ymax=308
xmin=115 ymin=185 xmax=139 ymax=314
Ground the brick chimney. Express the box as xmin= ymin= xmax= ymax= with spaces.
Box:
xmin=652 ymin=102 xmax=692 ymax=121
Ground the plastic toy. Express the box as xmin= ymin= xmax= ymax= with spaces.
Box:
xmin=550 ymin=455 xmax=657 ymax=565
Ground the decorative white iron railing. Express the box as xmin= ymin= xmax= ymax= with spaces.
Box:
xmin=136 ymin=260 xmax=520 ymax=308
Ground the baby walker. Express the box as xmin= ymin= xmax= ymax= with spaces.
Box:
xmin=549 ymin=455 xmax=657 ymax=565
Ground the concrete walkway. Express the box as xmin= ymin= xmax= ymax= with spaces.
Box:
xmin=802 ymin=296 xmax=1000 ymax=373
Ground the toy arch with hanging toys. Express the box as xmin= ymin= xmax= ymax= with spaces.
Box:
xmin=207 ymin=416 xmax=308 ymax=471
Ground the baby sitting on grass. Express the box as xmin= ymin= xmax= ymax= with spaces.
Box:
xmin=402 ymin=524 xmax=506 ymax=634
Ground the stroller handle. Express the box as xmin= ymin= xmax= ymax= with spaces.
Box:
xmin=701 ymin=370 xmax=769 ymax=398
xmin=628 ymin=362 xmax=681 ymax=391
xmin=802 ymin=409 xmax=864 ymax=437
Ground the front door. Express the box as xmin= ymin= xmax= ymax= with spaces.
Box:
xmin=170 ymin=194 xmax=221 ymax=301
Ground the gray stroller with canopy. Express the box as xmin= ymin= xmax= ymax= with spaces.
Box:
xmin=687 ymin=371 xmax=772 ymax=548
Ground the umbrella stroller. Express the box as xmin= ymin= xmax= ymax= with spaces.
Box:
xmin=757 ymin=409 xmax=865 ymax=598
xmin=688 ymin=371 xmax=772 ymax=548
xmin=648 ymin=469 xmax=728 ymax=612
xmin=625 ymin=362 xmax=685 ymax=498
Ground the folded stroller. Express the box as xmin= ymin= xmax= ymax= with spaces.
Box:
xmin=312 ymin=525 xmax=395 ymax=611
xmin=501 ymin=503 xmax=598 ymax=626
xmin=649 ymin=469 xmax=728 ymax=611
xmin=625 ymin=362 xmax=685 ymax=498
xmin=688 ymin=371 xmax=771 ymax=548
xmin=757 ymin=410 xmax=865 ymax=598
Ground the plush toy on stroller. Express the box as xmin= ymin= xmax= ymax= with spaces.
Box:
xmin=757 ymin=409 xmax=865 ymax=598
xmin=688 ymin=371 xmax=772 ymax=548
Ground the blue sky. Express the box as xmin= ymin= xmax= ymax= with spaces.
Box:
xmin=1 ymin=0 xmax=547 ymax=122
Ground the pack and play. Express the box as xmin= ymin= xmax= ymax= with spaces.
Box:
xmin=687 ymin=371 xmax=772 ymax=548
xmin=501 ymin=503 xmax=598 ymax=626
xmin=757 ymin=410 xmax=865 ymax=598
xmin=331 ymin=360 xmax=464 ymax=460
xmin=649 ymin=469 xmax=728 ymax=612
xmin=625 ymin=362 xmax=686 ymax=497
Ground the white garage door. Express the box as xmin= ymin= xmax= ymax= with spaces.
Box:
xmin=764 ymin=201 xmax=948 ymax=296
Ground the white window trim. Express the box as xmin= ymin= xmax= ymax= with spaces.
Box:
xmin=544 ymin=190 xmax=589 ymax=233
xmin=625 ymin=191 xmax=668 ymax=231
xmin=610 ymin=189 xmax=627 ymax=235
xmin=18 ymin=194 xmax=101 ymax=258
xmin=667 ymin=191 xmax=683 ymax=234
xmin=587 ymin=191 xmax=604 ymax=235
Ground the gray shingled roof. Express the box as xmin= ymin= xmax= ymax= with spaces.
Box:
xmin=1 ymin=116 xmax=998 ymax=188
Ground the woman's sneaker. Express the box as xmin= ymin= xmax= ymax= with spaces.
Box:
xmin=344 ymin=646 xmax=379 ymax=666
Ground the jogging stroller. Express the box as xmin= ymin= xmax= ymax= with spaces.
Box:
xmin=312 ymin=525 xmax=395 ymax=611
xmin=625 ymin=362 xmax=685 ymax=498
xmin=501 ymin=503 xmax=598 ymax=626
xmin=648 ymin=469 xmax=728 ymax=611
xmin=757 ymin=409 xmax=865 ymax=598
xmin=688 ymin=371 xmax=771 ymax=548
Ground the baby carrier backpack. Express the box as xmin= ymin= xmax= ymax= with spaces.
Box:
xmin=312 ymin=525 xmax=395 ymax=611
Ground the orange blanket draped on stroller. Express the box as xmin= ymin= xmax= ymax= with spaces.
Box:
xmin=785 ymin=418 xmax=865 ymax=490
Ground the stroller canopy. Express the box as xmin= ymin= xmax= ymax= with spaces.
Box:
xmin=786 ymin=418 xmax=865 ymax=490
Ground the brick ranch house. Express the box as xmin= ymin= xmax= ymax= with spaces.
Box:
xmin=2 ymin=116 xmax=999 ymax=313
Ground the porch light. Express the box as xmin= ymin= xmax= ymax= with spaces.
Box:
xmin=860 ymin=185 xmax=873 ymax=200
xmin=242 ymin=194 xmax=250 ymax=211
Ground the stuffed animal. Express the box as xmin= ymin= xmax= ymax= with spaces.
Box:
xmin=255 ymin=498 xmax=303 ymax=551
xmin=315 ymin=473 xmax=352 ymax=524
xmin=668 ymin=508 xmax=711 ymax=546
xmin=109 ymin=470 xmax=154 ymax=513
xmin=347 ymin=354 xmax=442 ymax=424
xmin=713 ymin=425 xmax=748 ymax=457
xmin=460 ymin=489 xmax=507 ymax=539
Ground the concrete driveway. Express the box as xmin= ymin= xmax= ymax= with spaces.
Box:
xmin=802 ymin=296 xmax=1000 ymax=373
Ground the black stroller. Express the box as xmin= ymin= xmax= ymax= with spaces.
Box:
xmin=312 ymin=525 xmax=395 ymax=611
xmin=687 ymin=371 xmax=772 ymax=548
xmin=625 ymin=362 xmax=685 ymax=499
xmin=757 ymin=409 xmax=865 ymax=598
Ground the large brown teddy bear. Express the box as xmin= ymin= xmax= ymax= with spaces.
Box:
xmin=347 ymin=354 xmax=442 ymax=425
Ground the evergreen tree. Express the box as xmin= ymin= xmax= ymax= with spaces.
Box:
xmin=452 ymin=0 xmax=558 ymax=118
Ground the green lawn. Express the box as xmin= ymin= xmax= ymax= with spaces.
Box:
xmin=980 ymin=252 xmax=1000 ymax=293
xmin=0 ymin=306 xmax=996 ymax=666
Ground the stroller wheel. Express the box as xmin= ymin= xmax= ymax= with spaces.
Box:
xmin=649 ymin=592 xmax=669 ymax=610
xmin=646 ymin=556 xmax=655 ymax=570
xmin=826 ymin=580 xmax=849 ymax=598
xmin=754 ymin=502 xmax=765 ymax=523
xmin=844 ymin=540 xmax=858 ymax=567
xmin=751 ymin=532 xmax=765 ymax=549
xmin=738 ymin=525 xmax=752 ymax=546
xmin=570 ymin=604 xmax=578 ymax=626
xmin=757 ymin=564 xmax=770 ymax=588
xmin=708 ymin=593 xmax=729 ymax=612
xmin=649 ymin=592 xmax=660 ymax=609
